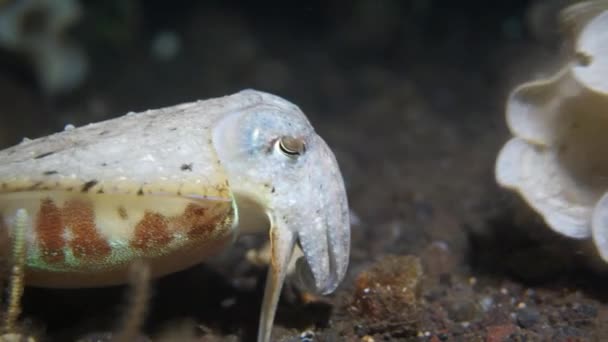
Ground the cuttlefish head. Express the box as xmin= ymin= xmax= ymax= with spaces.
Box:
xmin=211 ymin=90 xmax=350 ymax=342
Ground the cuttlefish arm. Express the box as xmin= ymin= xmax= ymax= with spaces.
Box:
xmin=211 ymin=90 xmax=350 ymax=342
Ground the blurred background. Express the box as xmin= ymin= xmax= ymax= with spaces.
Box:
xmin=2 ymin=0 xmax=608 ymax=341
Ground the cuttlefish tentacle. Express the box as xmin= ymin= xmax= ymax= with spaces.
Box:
xmin=2 ymin=208 xmax=28 ymax=334
xmin=257 ymin=217 xmax=296 ymax=342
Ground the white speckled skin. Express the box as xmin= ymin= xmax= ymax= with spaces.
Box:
xmin=0 ymin=93 xmax=249 ymax=198
xmin=0 ymin=89 xmax=350 ymax=342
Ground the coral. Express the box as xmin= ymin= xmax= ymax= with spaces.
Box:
xmin=349 ymin=255 xmax=423 ymax=339
xmin=496 ymin=2 xmax=608 ymax=261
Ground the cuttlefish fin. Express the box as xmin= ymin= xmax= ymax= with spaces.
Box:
xmin=257 ymin=223 xmax=295 ymax=342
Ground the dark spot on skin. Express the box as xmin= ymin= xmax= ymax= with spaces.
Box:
xmin=169 ymin=127 xmax=177 ymax=131
xmin=28 ymin=181 xmax=43 ymax=190
xmin=575 ymin=51 xmax=593 ymax=66
xmin=100 ymin=163 xmax=107 ymax=167
xmin=43 ymin=170 xmax=58 ymax=175
xmin=271 ymin=187 xmax=276 ymax=193
xmin=81 ymin=180 xmax=98 ymax=192
xmin=180 ymin=163 xmax=193 ymax=171
xmin=137 ymin=188 xmax=144 ymax=196
xmin=97 ymin=188 xmax=105 ymax=194
xmin=117 ymin=206 xmax=128 ymax=219
xmin=34 ymin=151 xmax=55 ymax=159
xmin=99 ymin=130 xmax=109 ymax=136
xmin=214 ymin=183 xmax=230 ymax=195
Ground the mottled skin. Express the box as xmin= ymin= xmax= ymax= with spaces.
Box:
xmin=0 ymin=191 xmax=235 ymax=286
xmin=0 ymin=90 xmax=350 ymax=342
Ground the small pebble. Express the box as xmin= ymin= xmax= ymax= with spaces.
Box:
xmin=437 ymin=332 xmax=449 ymax=341
xmin=446 ymin=298 xmax=479 ymax=322
xmin=573 ymin=303 xmax=598 ymax=318
xmin=516 ymin=307 xmax=540 ymax=328
xmin=300 ymin=330 xmax=315 ymax=342
xmin=486 ymin=324 xmax=517 ymax=342
xmin=479 ymin=296 xmax=494 ymax=312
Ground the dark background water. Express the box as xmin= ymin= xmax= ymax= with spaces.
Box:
xmin=2 ymin=1 xmax=608 ymax=341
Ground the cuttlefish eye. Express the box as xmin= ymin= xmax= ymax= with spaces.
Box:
xmin=276 ymin=136 xmax=306 ymax=158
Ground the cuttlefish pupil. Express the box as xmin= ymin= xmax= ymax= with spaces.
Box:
xmin=277 ymin=136 xmax=306 ymax=157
